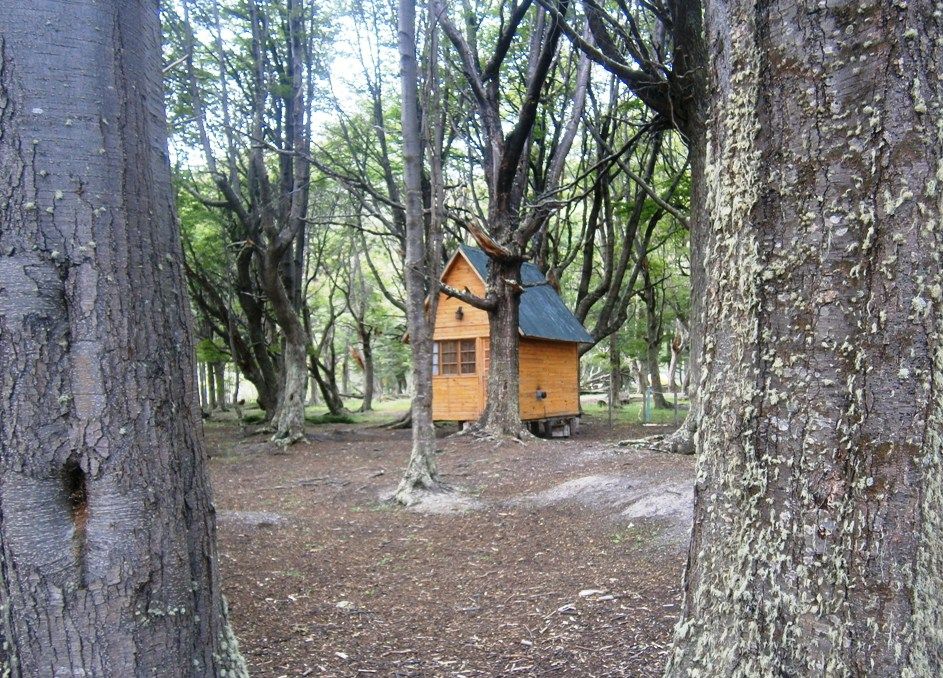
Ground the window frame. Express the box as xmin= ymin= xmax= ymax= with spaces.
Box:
xmin=433 ymin=339 xmax=477 ymax=376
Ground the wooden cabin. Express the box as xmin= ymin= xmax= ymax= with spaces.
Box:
xmin=432 ymin=245 xmax=593 ymax=433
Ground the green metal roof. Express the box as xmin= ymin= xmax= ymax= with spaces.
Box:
xmin=457 ymin=245 xmax=594 ymax=344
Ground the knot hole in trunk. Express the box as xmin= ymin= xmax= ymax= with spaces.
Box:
xmin=61 ymin=459 xmax=87 ymax=573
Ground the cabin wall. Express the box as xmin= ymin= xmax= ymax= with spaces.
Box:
xmin=433 ymin=256 xmax=489 ymax=341
xmin=431 ymin=373 xmax=481 ymax=421
xmin=519 ymin=339 xmax=580 ymax=420
xmin=432 ymin=256 xmax=488 ymax=420
xmin=431 ymin=253 xmax=582 ymax=423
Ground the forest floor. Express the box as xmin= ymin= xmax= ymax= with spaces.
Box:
xmin=205 ymin=398 xmax=694 ymax=677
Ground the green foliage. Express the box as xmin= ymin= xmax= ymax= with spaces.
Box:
xmin=195 ymin=338 xmax=229 ymax=364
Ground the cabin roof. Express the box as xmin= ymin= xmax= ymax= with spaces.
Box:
xmin=449 ymin=245 xmax=594 ymax=344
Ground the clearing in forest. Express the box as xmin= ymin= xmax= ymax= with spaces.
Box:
xmin=206 ymin=403 xmax=693 ymax=676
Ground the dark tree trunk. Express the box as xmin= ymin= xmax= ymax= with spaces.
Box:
xmin=341 ymin=339 xmax=351 ymax=395
xmin=307 ymin=374 xmax=320 ymax=406
xmin=206 ymin=361 xmax=217 ymax=410
xmin=214 ymin=362 xmax=227 ymax=411
xmin=309 ymin=358 xmax=346 ymax=416
xmin=668 ymin=1 xmax=943 ymax=673
xmin=359 ymin=335 xmax=374 ymax=412
xmin=642 ymin=271 xmax=669 ymax=409
xmin=609 ymin=332 xmax=622 ymax=408
xmin=479 ymin=259 xmax=524 ymax=436
xmin=0 ymin=3 xmax=245 ymax=674
xmin=234 ymin=249 xmax=278 ymax=414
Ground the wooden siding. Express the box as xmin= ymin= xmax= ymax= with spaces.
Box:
xmin=431 ymin=374 xmax=481 ymax=421
xmin=433 ymin=254 xmax=489 ymax=340
xmin=519 ymin=339 xmax=580 ymax=419
xmin=431 ymin=251 xmax=582 ymax=422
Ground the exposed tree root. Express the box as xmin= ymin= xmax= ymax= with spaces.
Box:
xmin=393 ymin=479 xmax=451 ymax=507
xmin=452 ymin=421 xmax=534 ymax=444
xmin=270 ymin=430 xmax=305 ymax=452
xmin=376 ymin=411 xmax=412 ymax=430
xmin=618 ymin=411 xmax=697 ymax=456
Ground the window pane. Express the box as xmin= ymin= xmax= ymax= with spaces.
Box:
xmin=441 ymin=340 xmax=458 ymax=375
xmin=432 ymin=342 xmax=439 ymax=376
xmin=460 ymin=339 xmax=476 ymax=374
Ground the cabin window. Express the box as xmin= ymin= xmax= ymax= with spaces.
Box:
xmin=434 ymin=339 xmax=476 ymax=375
xmin=460 ymin=339 xmax=476 ymax=373
xmin=441 ymin=341 xmax=459 ymax=374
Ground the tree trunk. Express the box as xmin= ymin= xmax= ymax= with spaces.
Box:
xmin=668 ymin=1 xmax=943 ymax=673
xmin=609 ymin=332 xmax=622 ymax=407
xmin=359 ymin=334 xmax=374 ymax=412
xmin=667 ymin=319 xmax=686 ymax=393
xmin=341 ymin=338 xmax=351 ymax=395
xmin=478 ymin=259 xmax=525 ymax=436
xmin=0 ymin=3 xmax=246 ymax=674
xmin=198 ymin=362 xmax=208 ymax=410
xmin=259 ymin=248 xmax=307 ymax=445
xmin=235 ymin=248 xmax=278 ymax=414
xmin=307 ymin=373 xmax=320 ymax=406
xmin=642 ymin=273 xmax=670 ymax=409
xmin=214 ymin=363 xmax=227 ymax=411
xmin=633 ymin=358 xmax=648 ymax=394
xmin=206 ymin=360 xmax=217 ymax=410
xmin=310 ymin=358 xmax=347 ymax=416
xmin=394 ymin=0 xmax=441 ymax=505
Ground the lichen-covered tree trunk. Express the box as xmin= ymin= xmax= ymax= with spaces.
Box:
xmin=667 ymin=1 xmax=943 ymax=674
xmin=261 ymin=250 xmax=307 ymax=446
xmin=0 ymin=2 xmax=246 ymax=675
xmin=479 ymin=260 xmax=525 ymax=437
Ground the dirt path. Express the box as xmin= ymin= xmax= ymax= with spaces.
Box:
xmin=207 ymin=413 xmax=694 ymax=677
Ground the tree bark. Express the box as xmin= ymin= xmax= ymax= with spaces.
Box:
xmin=198 ymin=362 xmax=209 ymax=410
xmin=609 ymin=332 xmax=622 ymax=407
xmin=395 ymin=0 xmax=442 ymax=505
xmin=667 ymin=319 xmax=686 ymax=393
xmin=478 ymin=259 xmax=525 ymax=436
xmin=214 ymin=363 xmax=227 ymax=411
xmin=206 ymin=361 xmax=217 ymax=411
xmin=642 ymin=270 xmax=670 ymax=409
xmin=633 ymin=358 xmax=648 ymax=395
xmin=0 ymin=3 xmax=246 ymax=674
xmin=668 ymin=1 xmax=943 ymax=673
xmin=359 ymin=337 xmax=374 ymax=412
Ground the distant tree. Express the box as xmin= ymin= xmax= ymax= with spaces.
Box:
xmin=0 ymin=1 xmax=245 ymax=673
xmin=431 ymin=0 xmax=588 ymax=437
xmin=668 ymin=0 xmax=943 ymax=673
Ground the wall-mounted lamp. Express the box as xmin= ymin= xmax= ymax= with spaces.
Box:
xmin=535 ymin=389 xmax=547 ymax=400
xmin=455 ymin=307 xmax=464 ymax=320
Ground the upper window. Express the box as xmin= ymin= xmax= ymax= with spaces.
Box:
xmin=434 ymin=339 xmax=476 ymax=375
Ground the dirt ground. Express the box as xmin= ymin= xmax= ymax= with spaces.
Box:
xmin=205 ymin=409 xmax=694 ymax=677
